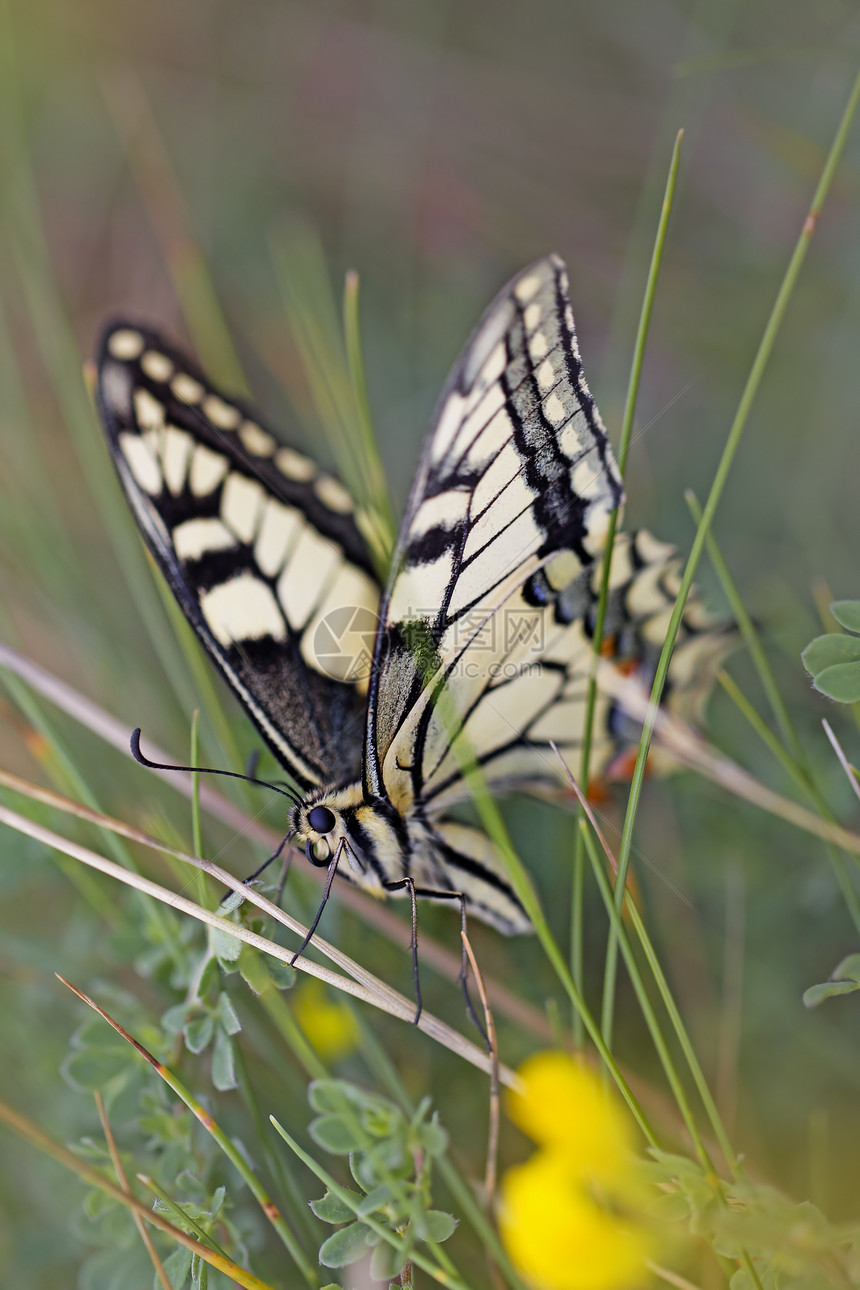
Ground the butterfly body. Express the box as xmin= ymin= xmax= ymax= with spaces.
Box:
xmin=96 ymin=255 xmax=731 ymax=939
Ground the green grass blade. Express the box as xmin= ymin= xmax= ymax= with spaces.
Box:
xmin=601 ymin=64 xmax=860 ymax=1048
xmin=570 ymin=130 xmax=683 ymax=1040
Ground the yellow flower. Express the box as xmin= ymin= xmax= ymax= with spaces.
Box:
xmin=500 ymin=1053 xmax=658 ymax=1290
xmin=507 ymin=1051 xmax=633 ymax=1182
xmin=293 ymin=977 xmax=359 ymax=1061
xmin=500 ymin=1150 xmax=655 ymax=1290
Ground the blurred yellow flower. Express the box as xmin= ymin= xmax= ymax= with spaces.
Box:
xmin=500 ymin=1052 xmax=658 ymax=1290
xmin=507 ymin=1050 xmax=633 ymax=1182
xmin=293 ymin=977 xmax=360 ymax=1061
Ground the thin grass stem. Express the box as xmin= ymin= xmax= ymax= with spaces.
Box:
xmin=601 ymin=64 xmax=860 ymax=1046
xmin=572 ymin=131 xmax=683 ymax=1040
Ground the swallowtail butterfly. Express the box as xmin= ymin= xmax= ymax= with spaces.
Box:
xmin=96 ymin=255 xmax=729 ymax=940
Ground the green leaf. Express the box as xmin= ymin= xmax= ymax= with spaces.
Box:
xmin=801 ymin=632 xmax=860 ymax=673
xmin=369 ymin=1238 xmax=408 ymax=1281
xmin=803 ymin=979 xmax=860 ymax=1007
xmin=310 ymin=1189 xmax=360 ymax=1224
xmin=812 ymin=661 xmax=860 ymax=703
xmin=356 ymin=1183 xmax=396 ymax=1218
xmin=60 ymin=1047 xmax=133 ymax=1091
xmin=267 ymin=960 xmax=296 ymax=990
xmin=309 ymin=1079 xmax=380 ymax=1115
xmin=414 ymin=1209 xmax=457 ymax=1243
xmin=161 ymin=1003 xmax=191 ymax=1035
xmin=415 ymin=1119 xmax=447 ymax=1157
xmin=833 ymin=953 xmax=860 ymax=982
xmin=210 ymin=924 xmax=243 ymax=965
xmin=318 ymin=1221 xmax=372 ymax=1268
xmin=197 ymin=954 xmax=221 ymax=1000
xmin=162 ymin=1246 xmax=193 ymax=1289
xmin=183 ymin=1013 xmax=214 ymax=1054
xmin=803 ymin=956 xmax=860 ymax=1007
xmin=216 ymin=991 xmax=242 ymax=1035
xmin=831 ymin=599 xmax=860 ymax=633
xmin=211 ymin=1026 xmax=237 ymax=1090
xmin=309 ymin=1113 xmax=368 ymax=1153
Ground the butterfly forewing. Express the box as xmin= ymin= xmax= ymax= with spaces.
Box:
xmin=364 ymin=255 xmax=625 ymax=810
xmin=97 ymin=323 xmax=381 ymax=790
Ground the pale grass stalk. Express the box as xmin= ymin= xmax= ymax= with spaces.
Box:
xmin=0 ymin=799 xmax=513 ymax=1086
xmin=94 ymin=1091 xmax=173 ymax=1290
xmin=67 ymin=981 xmax=318 ymax=1286
xmin=0 ymin=1100 xmax=275 ymax=1290
xmin=822 ymin=719 xmax=860 ymax=806
xmin=0 ymin=642 xmax=551 ymax=1040
xmin=596 ymin=662 xmax=860 ymax=859
xmin=461 ymin=931 xmax=500 ymax=1205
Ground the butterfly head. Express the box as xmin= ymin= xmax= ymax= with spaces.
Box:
xmin=291 ymin=782 xmax=368 ymax=874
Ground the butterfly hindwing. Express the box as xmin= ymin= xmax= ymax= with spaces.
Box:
xmin=96 ymin=323 xmax=381 ymax=790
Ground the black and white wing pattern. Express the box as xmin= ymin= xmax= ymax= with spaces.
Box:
xmin=364 ymin=255 xmax=625 ymax=812
xmin=96 ymin=323 xmax=381 ymax=790
xmin=363 ymin=258 xmax=733 ymax=819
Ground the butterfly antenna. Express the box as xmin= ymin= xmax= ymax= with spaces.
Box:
xmin=130 ymin=728 xmax=302 ymax=806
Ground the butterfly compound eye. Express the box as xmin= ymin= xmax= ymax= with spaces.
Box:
xmin=308 ymin=805 xmax=336 ymax=835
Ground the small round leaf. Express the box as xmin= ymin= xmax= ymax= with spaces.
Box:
xmin=812 ymin=661 xmax=860 ymax=703
xmin=318 ymin=1221 xmax=372 ymax=1268
xmin=183 ymin=1013 xmax=214 ymax=1054
xmin=801 ymin=633 xmax=860 ymax=674
xmin=310 ymin=1189 xmax=360 ymax=1224
xmin=414 ymin=1209 xmax=457 ymax=1243
xmin=831 ymin=600 xmax=860 ymax=634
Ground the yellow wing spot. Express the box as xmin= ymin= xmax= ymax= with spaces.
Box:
xmin=200 ymin=574 xmax=287 ymax=646
xmin=536 ymin=358 xmax=557 ymax=392
xmin=529 ymin=330 xmax=548 ymax=360
xmin=119 ymin=432 xmax=161 ymax=495
xmin=162 ymin=425 xmax=194 ymax=496
xmin=314 ymin=475 xmax=353 ymax=514
xmin=141 ymin=350 xmax=174 ymax=382
xmin=514 ymin=274 xmax=541 ymax=303
xmin=189 ymin=444 xmax=229 ymax=496
xmin=108 ymin=329 xmax=144 ymax=360
xmin=543 ymin=392 xmax=566 ymax=425
xmin=203 ymin=394 xmax=241 ymax=430
xmin=221 ymin=472 xmax=265 ymax=543
xmin=134 ymin=387 xmax=166 ymax=431
xmin=173 ymin=517 xmax=236 ymax=561
xmin=523 ymin=302 xmax=542 ymax=330
xmin=171 ymin=372 xmax=204 ymax=404
xmin=238 ymin=420 xmax=276 ymax=456
xmin=275 ymin=447 xmax=315 ymax=482
xmin=254 ymin=499 xmax=302 ymax=576
xmin=544 ymin=550 xmax=581 ymax=591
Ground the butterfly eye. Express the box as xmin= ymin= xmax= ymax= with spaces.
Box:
xmin=308 ymin=805 xmax=336 ymax=834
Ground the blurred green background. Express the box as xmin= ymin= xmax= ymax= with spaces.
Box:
xmin=3 ymin=0 xmax=860 ymax=1284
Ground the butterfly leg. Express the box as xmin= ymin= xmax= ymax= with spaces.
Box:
xmin=289 ymin=840 xmax=343 ymax=966
xmin=413 ymin=889 xmax=489 ymax=1049
xmin=382 ymin=877 xmax=422 ymax=1026
xmin=219 ymin=828 xmax=293 ymax=911
xmin=383 ymin=881 xmax=489 ymax=1046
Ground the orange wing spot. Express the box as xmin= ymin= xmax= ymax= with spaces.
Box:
xmin=607 ymin=747 xmax=653 ymax=783
xmin=586 ymin=778 xmax=611 ymax=805
xmin=615 ymin=658 xmax=639 ymax=677
xmin=599 ymin=634 xmax=618 ymax=657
